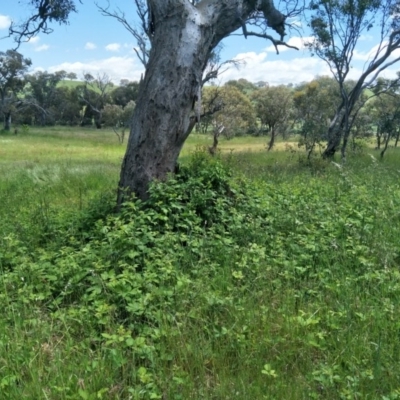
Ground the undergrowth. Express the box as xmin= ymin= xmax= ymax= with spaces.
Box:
xmin=1 ymin=150 xmax=400 ymax=399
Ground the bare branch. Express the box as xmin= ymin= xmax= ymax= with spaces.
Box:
xmin=202 ymin=59 xmax=244 ymax=86
xmin=96 ymin=1 xmax=150 ymax=67
xmin=237 ymin=23 xmax=299 ymax=54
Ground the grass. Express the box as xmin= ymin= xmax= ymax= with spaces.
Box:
xmin=1 ymin=126 xmax=400 ymax=399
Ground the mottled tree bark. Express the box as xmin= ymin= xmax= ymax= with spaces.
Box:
xmin=117 ymin=0 xmax=286 ymax=205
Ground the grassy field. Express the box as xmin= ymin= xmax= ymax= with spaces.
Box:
xmin=1 ymin=126 xmax=400 ymax=399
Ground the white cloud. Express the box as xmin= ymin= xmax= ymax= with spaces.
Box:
xmin=85 ymin=42 xmax=97 ymax=50
xmin=378 ymin=68 xmax=400 ymax=80
xmin=28 ymin=36 xmax=40 ymax=44
xmin=352 ymin=42 xmax=387 ymax=62
xmin=35 ymin=44 xmax=50 ymax=52
xmin=219 ymin=51 xmax=331 ymax=86
xmin=105 ymin=43 xmax=121 ymax=52
xmin=44 ymin=56 xmax=144 ymax=83
xmin=0 ymin=15 xmax=11 ymax=30
xmin=359 ymin=34 xmax=373 ymax=42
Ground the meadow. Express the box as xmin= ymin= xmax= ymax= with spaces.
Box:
xmin=1 ymin=127 xmax=400 ymax=399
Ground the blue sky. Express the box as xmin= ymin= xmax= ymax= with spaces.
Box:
xmin=1 ymin=1 xmax=399 ymax=86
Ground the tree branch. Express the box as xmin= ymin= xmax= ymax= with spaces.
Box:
xmin=7 ymin=0 xmax=80 ymax=49
xmin=96 ymin=1 xmax=150 ymax=67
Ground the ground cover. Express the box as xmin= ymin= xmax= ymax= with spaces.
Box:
xmin=0 ymin=127 xmax=399 ymax=399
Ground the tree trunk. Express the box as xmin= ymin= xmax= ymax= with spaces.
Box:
xmin=209 ymin=129 xmax=220 ymax=156
xmin=267 ymin=127 xmax=276 ymax=151
xmin=94 ymin=112 xmax=102 ymax=129
xmin=395 ymin=129 xmax=399 ymax=147
xmin=116 ymin=0 xmax=286 ymax=205
xmin=4 ymin=112 xmax=11 ymax=131
xmin=380 ymin=133 xmax=391 ymax=159
xmin=376 ymin=126 xmax=382 ymax=150
xmin=322 ymin=110 xmax=346 ymax=158
xmin=117 ymin=7 xmax=210 ymax=203
xmin=323 ymin=104 xmax=357 ymax=159
xmin=322 ymin=66 xmax=372 ymax=159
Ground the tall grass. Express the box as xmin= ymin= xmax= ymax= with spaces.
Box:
xmin=1 ymin=127 xmax=400 ymax=399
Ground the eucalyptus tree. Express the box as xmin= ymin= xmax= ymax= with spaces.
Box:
xmin=251 ymin=85 xmax=293 ymax=151
xmin=293 ymin=76 xmax=340 ymax=158
xmin=111 ymin=80 xmax=140 ymax=108
xmin=102 ymin=100 xmax=136 ymax=144
xmin=51 ymin=86 xmax=82 ymax=126
xmin=78 ymin=73 xmax=113 ymax=129
xmin=25 ymin=70 xmax=67 ymax=125
xmin=307 ymin=0 xmax=400 ymax=159
xmin=369 ymin=88 xmax=400 ymax=157
xmin=0 ymin=50 xmax=31 ymax=131
xmin=9 ymin=0 xmax=302 ymax=204
xmin=201 ymin=85 xmax=256 ymax=153
xmin=225 ymin=78 xmax=259 ymax=95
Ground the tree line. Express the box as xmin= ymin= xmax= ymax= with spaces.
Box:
xmin=0 ymin=50 xmax=139 ymax=134
xmin=201 ymin=76 xmax=400 ymax=159
xmin=2 ymin=48 xmax=399 ymax=159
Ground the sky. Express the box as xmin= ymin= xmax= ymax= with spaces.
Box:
xmin=1 ymin=1 xmax=400 ymax=86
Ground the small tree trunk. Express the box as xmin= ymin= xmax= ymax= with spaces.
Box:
xmin=95 ymin=116 xmax=102 ymax=129
xmin=394 ymin=129 xmax=399 ymax=147
xmin=208 ymin=132 xmax=219 ymax=156
xmin=322 ymin=82 xmax=363 ymax=159
xmin=4 ymin=112 xmax=11 ymax=131
xmin=307 ymin=142 xmax=315 ymax=160
xmin=380 ymin=133 xmax=391 ymax=159
xmin=267 ymin=127 xmax=276 ymax=151
xmin=322 ymin=118 xmax=343 ymax=159
xmin=376 ymin=126 xmax=382 ymax=150
xmin=209 ymin=125 xmax=223 ymax=156
xmin=340 ymin=128 xmax=351 ymax=160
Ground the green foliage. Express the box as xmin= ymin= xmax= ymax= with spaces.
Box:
xmin=1 ymin=137 xmax=400 ymax=398
xmin=0 ymin=50 xmax=32 ymax=130
xmin=251 ymin=84 xmax=293 ymax=150
xmin=293 ymin=76 xmax=340 ymax=157
xmin=200 ymin=85 xmax=256 ymax=138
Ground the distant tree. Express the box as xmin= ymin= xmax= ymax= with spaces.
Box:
xmin=0 ymin=50 xmax=31 ymax=130
xmin=307 ymin=0 xmax=400 ymax=159
xmin=111 ymin=80 xmax=140 ymax=108
xmin=103 ymin=100 xmax=136 ymax=143
xmin=66 ymin=72 xmax=77 ymax=81
xmin=251 ymin=85 xmax=293 ymax=151
xmin=52 ymin=86 xmax=82 ymax=125
xmin=25 ymin=70 xmax=67 ymax=125
xmin=255 ymin=81 xmax=269 ymax=88
xmin=198 ymin=85 xmax=256 ymax=154
xmin=225 ymin=78 xmax=258 ymax=95
xmin=293 ymin=76 xmax=340 ymax=158
xmin=214 ymin=85 xmax=255 ymax=129
xmin=369 ymin=90 xmax=400 ymax=158
xmin=78 ymin=73 xmax=113 ymax=128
